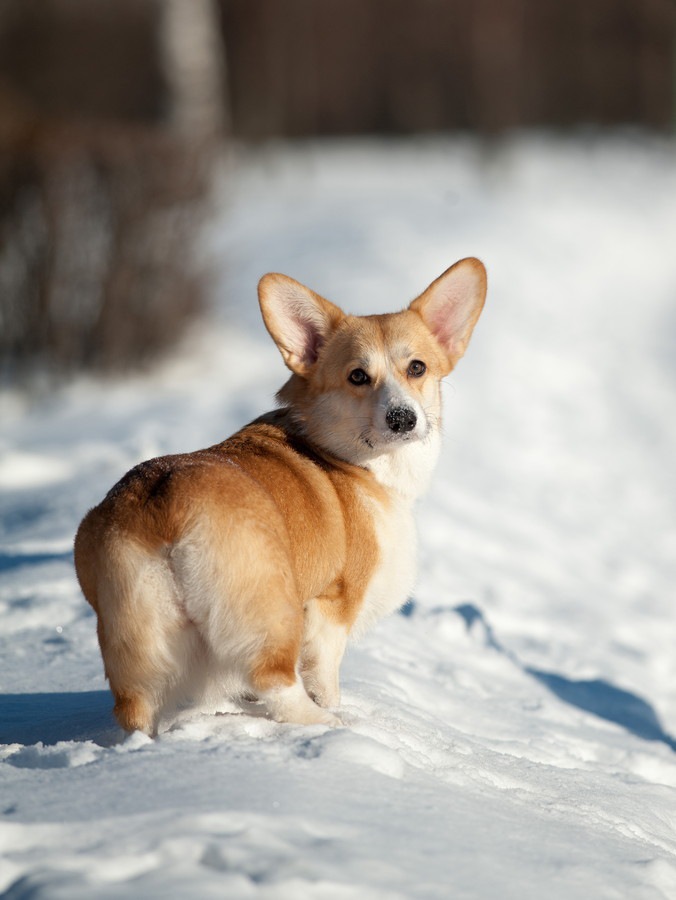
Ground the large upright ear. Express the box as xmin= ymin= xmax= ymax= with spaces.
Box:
xmin=258 ymin=273 xmax=345 ymax=376
xmin=409 ymin=258 xmax=487 ymax=370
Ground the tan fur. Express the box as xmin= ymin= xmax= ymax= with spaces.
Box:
xmin=75 ymin=258 xmax=487 ymax=734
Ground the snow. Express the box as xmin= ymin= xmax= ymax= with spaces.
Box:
xmin=2 ymin=132 xmax=676 ymax=898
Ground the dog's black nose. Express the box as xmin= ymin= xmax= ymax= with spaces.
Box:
xmin=386 ymin=406 xmax=417 ymax=434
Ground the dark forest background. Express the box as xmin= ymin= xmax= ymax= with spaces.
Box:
xmin=1 ymin=0 xmax=674 ymax=383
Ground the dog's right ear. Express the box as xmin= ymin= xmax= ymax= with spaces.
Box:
xmin=258 ymin=274 xmax=345 ymax=376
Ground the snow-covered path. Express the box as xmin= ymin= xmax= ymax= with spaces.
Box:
xmin=2 ymin=135 xmax=676 ymax=898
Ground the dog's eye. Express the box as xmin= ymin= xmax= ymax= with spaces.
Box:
xmin=348 ymin=368 xmax=371 ymax=386
xmin=408 ymin=360 xmax=426 ymax=378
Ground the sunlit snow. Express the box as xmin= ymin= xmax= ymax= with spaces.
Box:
xmin=1 ymin=134 xmax=676 ymax=899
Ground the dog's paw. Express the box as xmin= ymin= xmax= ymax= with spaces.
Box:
xmin=302 ymin=674 xmax=341 ymax=710
xmin=314 ymin=708 xmax=342 ymax=727
xmin=278 ymin=702 xmax=342 ymax=728
xmin=262 ymin=682 xmax=342 ymax=727
xmin=307 ymin=688 xmax=341 ymax=710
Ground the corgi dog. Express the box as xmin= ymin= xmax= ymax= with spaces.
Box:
xmin=74 ymin=257 xmax=487 ymax=734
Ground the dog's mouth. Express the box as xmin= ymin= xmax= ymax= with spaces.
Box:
xmin=359 ymin=422 xmax=424 ymax=450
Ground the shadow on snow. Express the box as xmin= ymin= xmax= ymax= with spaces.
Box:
xmin=0 ymin=550 xmax=74 ymax=574
xmin=0 ymin=691 xmax=119 ymax=748
xmin=451 ymin=601 xmax=676 ymax=752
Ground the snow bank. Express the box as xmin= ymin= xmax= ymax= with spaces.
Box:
xmin=1 ymin=133 xmax=676 ymax=898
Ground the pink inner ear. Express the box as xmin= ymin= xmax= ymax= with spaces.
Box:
xmin=286 ymin=304 xmax=325 ymax=366
xmin=427 ymin=289 xmax=474 ymax=356
xmin=298 ymin=318 xmax=323 ymax=365
xmin=428 ymin=299 xmax=459 ymax=351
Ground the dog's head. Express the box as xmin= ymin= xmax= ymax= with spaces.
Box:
xmin=258 ymin=258 xmax=487 ymax=468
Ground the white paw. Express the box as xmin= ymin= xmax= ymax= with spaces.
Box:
xmin=311 ymin=708 xmax=342 ymax=727
xmin=308 ymin=688 xmax=341 ymax=710
xmin=262 ymin=681 xmax=342 ymax=727
xmin=302 ymin=674 xmax=341 ymax=710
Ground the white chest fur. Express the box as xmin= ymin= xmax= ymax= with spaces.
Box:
xmin=352 ymin=492 xmax=418 ymax=638
xmin=365 ymin=430 xmax=440 ymax=500
xmin=350 ymin=433 xmax=439 ymax=637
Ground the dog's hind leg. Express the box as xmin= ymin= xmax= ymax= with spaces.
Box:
xmin=245 ymin=569 xmax=342 ymax=726
xmin=251 ymin=630 xmax=341 ymax=727
xmin=94 ymin=540 xmax=190 ymax=736
xmin=300 ymin=598 xmax=347 ymax=709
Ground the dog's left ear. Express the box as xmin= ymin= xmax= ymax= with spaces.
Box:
xmin=258 ymin=273 xmax=345 ymax=377
xmin=410 ymin=258 xmax=487 ymax=370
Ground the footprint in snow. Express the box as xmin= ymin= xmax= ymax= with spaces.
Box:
xmin=295 ymin=729 xmax=405 ymax=779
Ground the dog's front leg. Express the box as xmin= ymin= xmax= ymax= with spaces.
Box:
xmin=300 ymin=598 xmax=348 ymax=709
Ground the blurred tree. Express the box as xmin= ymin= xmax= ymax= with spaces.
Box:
xmin=218 ymin=0 xmax=675 ymax=137
xmin=0 ymin=0 xmax=226 ymax=384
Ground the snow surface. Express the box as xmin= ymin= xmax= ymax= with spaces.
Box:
xmin=1 ymin=133 xmax=676 ymax=899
